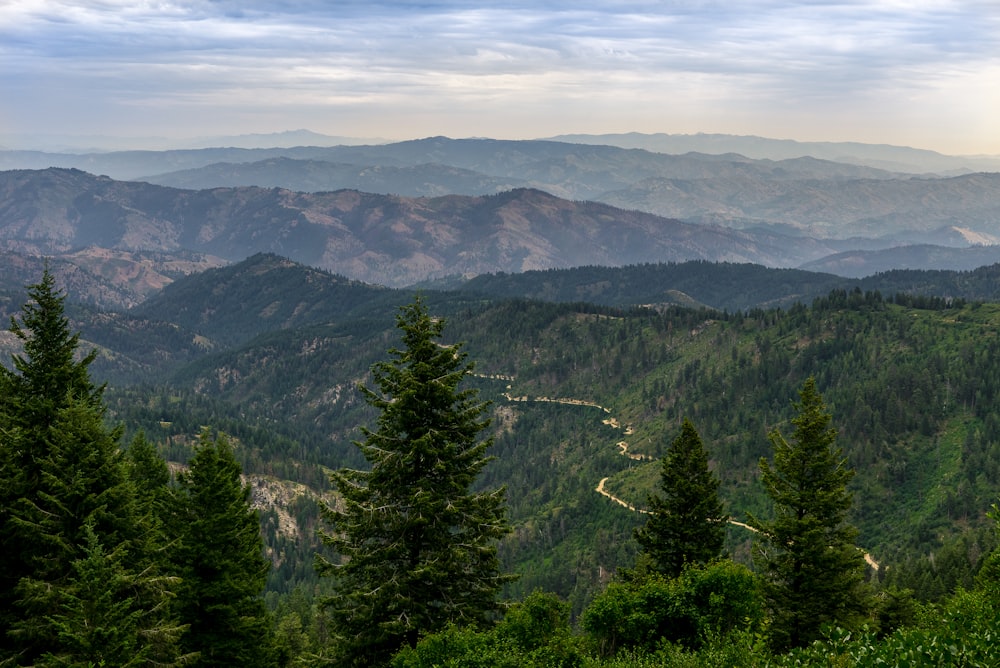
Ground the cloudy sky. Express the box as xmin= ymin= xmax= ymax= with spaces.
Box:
xmin=2 ymin=1 xmax=998 ymax=154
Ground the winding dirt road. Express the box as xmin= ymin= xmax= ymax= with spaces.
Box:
xmin=495 ymin=381 xmax=879 ymax=571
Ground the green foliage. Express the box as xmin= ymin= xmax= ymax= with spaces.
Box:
xmin=391 ymin=591 xmax=585 ymax=668
xmin=37 ymin=521 xmax=183 ymax=667
xmin=748 ymin=378 xmax=871 ymax=651
xmin=634 ymin=419 xmax=725 ymax=577
xmin=85 ymin=272 xmax=1000 ymax=612
xmin=778 ymin=587 xmax=1000 ymax=667
xmin=582 ymin=560 xmax=763 ymax=656
xmin=14 ymin=261 xmax=1000 ymax=665
xmin=2 ymin=266 xmax=102 ymax=422
xmin=99 ymin=290 xmax=1000 ymax=611
xmin=0 ymin=268 xmax=176 ymax=665
xmin=170 ymin=430 xmax=276 ymax=667
xmin=390 ymin=624 xmax=522 ymax=668
xmin=495 ymin=591 xmax=579 ymax=658
xmin=318 ymin=296 xmax=513 ymax=667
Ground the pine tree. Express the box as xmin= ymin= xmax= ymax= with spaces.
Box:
xmin=0 ymin=267 xmax=104 ymax=646
xmin=0 ymin=268 xmax=175 ymax=664
xmin=170 ymin=430 xmax=276 ymax=667
xmin=748 ymin=377 xmax=871 ymax=650
xmin=634 ymin=418 xmax=726 ymax=578
xmin=37 ymin=521 xmax=184 ymax=668
xmin=125 ymin=431 xmax=174 ymax=568
xmin=317 ymin=296 xmax=512 ymax=668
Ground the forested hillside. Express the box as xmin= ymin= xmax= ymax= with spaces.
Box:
xmin=5 ymin=257 xmax=1000 ymax=665
xmin=453 ymin=260 xmax=1000 ymax=311
xmin=97 ymin=272 xmax=1000 ymax=609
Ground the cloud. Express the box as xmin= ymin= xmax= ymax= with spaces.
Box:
xmin=1 ymin=1 xmax=998 ymax=152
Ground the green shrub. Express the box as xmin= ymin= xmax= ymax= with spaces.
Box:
xmin=582 ymin=560 xmax=763 ymax=656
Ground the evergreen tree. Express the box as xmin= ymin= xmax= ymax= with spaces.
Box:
xmin=37 ymin=521 xmax=183 ymax=668
xmin=126 ymin=431 xmax=172 ymax=497
xmin=170 ymin=431 xmax=276 ymax=667
xmin=125 ymin=431 xmax=174 ymax=569
xmin=0 ymin=267 xmax=103 ymax=650
xmin=317 ymin=296 xmax=512 ymax=667
xmin=748 ymin=377 xmax=870 ymax=651
xmin=634 ymin=418 xmax=726 ymax=578
xmin=0 ymin=268 xmax=177 ymax=665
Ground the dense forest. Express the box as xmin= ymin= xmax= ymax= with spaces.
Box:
xmin=3 ymin=259 xmax=1000 ymax=666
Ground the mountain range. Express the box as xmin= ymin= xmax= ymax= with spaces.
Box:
xmin=3 ymin=142 xmax=1000 ymax=301
xmin=0 ymin=167 xmax=852 ymax=291
xmin=547 ymin=132 xmax=1000 ymax=175
xmin=6 ymin=138 xmax=1000 ymax=236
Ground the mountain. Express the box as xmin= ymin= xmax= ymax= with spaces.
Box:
xmin=8 ymin=251 xmax=1000 ymax=607
xmin=0 ymin=168 xmax=845 ymax=287
xmin=0 ymin=248 xmax=225 ymax=310
xmin=457 ymin=260 xmax=1000 ymax=309
xmin=2 ymin=136 xmax=900 ymax=186
xmin=6 ymin=136 xmax=999 ymax=245
xmin=143 ymin=157 xmax=529 ymax=196
xmin=0 ymin=129 xmax=381 ymax=156
xmin=547 ymin=132 xmax=1000 ymax=174
xmin=181 ymin=129 xmax=385 ymax=149
xmin=130 ymin=255 xmax=1000 ymax=340
xmin=455 ymin=263 xmax=847 ymax=311
xmin=594 ymin=171 xmax=1000 ymax=238
xmin=131 ymin=253 xmax=396 ymax=346
xmin=800 ymin=244 xmax=1000 ymax=278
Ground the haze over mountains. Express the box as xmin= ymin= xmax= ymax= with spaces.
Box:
xmin=2 ymin=133 xmax=1000 ymax=298
xmin=548 ymin=132 xmax=1000 ymax=175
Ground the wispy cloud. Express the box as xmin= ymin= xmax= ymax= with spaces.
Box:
xmin=1 ymin=1 xmax=997 ymax=152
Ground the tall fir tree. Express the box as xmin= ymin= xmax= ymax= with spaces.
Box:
xmin=0 ymin=267 xmax=104 ymax=645
xmin=747 ymin=377 xmax=871 ymax=651
xmin=170 ymin=431 xmax=276 ymax=667
xmin=0 ymin=268 xmax=178 ymax=665
xmin=317 ymin=296 xmax=512 ymax=668
xmin=124 ymin=431 xmax=175 ymax=575
xmin=35 ymin=520 xmax=184 ymax=668
xmin=634 ymin=418 xmax=726 ymax=578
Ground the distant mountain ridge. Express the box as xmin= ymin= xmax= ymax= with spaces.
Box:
xmin=0 ymin=168 xmax=847 ymax=288
xmin=144 ymin=157 xmax=528 ymax=196
xmin=800 ymin=244 xmax=1000 ymax=278
xmin=547 ymin=132 xmax=1000 ymax=174
xmin=4 ymin=136 xmax=999 ymax=245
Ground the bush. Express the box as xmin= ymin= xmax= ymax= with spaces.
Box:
xmin=582 ymin=560 xmax=763 ymax=656
xmin=391 ymin=591 xmax=585 ymax=668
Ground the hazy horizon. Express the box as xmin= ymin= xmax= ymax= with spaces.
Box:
xmin=4 ymin=128 xmax=999 ymax=159
xmin=2 ymin=2 xmax=998 ymax=155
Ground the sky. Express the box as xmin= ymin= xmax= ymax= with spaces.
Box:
xmin=1 ymin=0 xmax=999 ymax=154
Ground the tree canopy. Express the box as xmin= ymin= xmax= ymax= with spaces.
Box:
xmin=748 ymin=377 xmax=871 ymax=650
xmin=170 ymin=431 xmax=276 ymax=667
xmin=318 ymin=296 xmax=513 ymax=667
xmin=634 ymin=418 xmax=726 ymax=578
xmin=0 ymin=267 xmax=176 ymax=665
